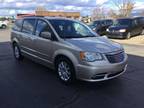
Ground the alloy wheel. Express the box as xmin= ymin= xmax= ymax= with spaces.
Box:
xmin=58 ymin=61 xmax=71 ymax=82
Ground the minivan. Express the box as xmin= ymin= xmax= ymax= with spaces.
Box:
xmin=107 ymin=17 xmax=144 ymax=39
xmin=11 ymin=17 xmax=128 ymax=84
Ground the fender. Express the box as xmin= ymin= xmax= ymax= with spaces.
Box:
xmin=53 ymin=49 xmax=79 ymax=67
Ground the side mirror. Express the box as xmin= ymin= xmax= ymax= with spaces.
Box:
xmin=92 ymin=27 xmax=96 ymax=31
xmin=40 ymin=31 xmax=51 ymax=40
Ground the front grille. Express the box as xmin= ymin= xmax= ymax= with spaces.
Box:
xmin=106 ymin=52 xmax=124 ymax=63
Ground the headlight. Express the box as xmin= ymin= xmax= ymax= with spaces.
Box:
xmin=106 ymin=29 xmax=109 ymax=32
xmin=119 ymin=29 xmax=126 ymax=32
xmin=80 ymin=52 xmax=103 ymax=62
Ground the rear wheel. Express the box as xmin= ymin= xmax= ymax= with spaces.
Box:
xmin=13 ymin=43 xmax=23 ymax=60
xmin=55 ymin=57 xmax=76 ymax=84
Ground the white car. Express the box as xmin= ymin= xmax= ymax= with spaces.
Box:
xmin=0 ymin=20 xmax=8 ymax=29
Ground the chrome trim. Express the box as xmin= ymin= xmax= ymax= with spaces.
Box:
xmin=21 ymin=49 xmax=52 ymax=64
xmin=21 ymin=46 xmax=49 ymax=57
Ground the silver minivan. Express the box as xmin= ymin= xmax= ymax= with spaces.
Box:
xmin=11 ymin=17 xmax=128 ymax=84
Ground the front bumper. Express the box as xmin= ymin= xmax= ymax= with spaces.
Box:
xmin=76 ymin=54 xmax=128 ymax=82
xmin=107 ymin=32 xmax=127 ymax=39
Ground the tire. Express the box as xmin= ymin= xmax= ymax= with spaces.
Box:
xmin=141 ymin=29 xmax=144 ymax=35
xmin=126 ymin=32 xmax=131 ymax=39
xmin=2 ymin=25 xmax=6 ymax=29
xmin=55 ymin=57 xmax=76 ymax=84
xmin=13 ymin=43 xmax=23 ymax=60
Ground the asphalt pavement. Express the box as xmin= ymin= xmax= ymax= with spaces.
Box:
xmin=0 ymin=29 xmax=144 ymax=108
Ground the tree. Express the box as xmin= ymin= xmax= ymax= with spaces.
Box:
xmin=111 ymin=0 xmax=135 ymax=18
xmin=92 ymin=6 xmax=106 ymax=20
xmin=108 ymin=9 xmax=118 ymax=19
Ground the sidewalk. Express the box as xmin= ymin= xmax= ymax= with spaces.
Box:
xmin=111 ymin=35 xmax=144 ymax=46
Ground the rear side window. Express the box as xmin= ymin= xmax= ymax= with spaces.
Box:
xmin=12 ymin=19 xmax=23 ymax=31
xmin=137 ymin=17 xmax=144 ymax=25
xmin=22 ymin=19 xmax=36 ymax=34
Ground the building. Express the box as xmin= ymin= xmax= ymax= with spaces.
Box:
xmin=16 ymin=7 xmax=80 ymax=19
xmin=35 ymin=11 xmax=80 ymax=19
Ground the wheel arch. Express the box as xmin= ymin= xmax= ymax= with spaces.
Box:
xmin=11 ymin=38 xmax=19 ymax=47
xmin=53 ymin=50 xmax=79 ymax=70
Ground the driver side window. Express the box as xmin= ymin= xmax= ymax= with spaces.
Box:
xmin=132 ymin=20 xmax=137 ymax=27
xmin=74 ymin=23 xmax=90 ymax=36
xmin=35 ymin=20 xmax=53 ymax=38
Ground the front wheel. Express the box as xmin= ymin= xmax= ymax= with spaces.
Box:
xmin=126 ymin=32 xmax=131 ymax=39
xmin=141 ymin=29 xmax=144 ymax=35
xmin=56 ymin=57 xmax=76 ymax=84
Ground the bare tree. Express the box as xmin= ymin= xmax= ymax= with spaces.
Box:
xmin=92 ymin=6 xmax=106 ymax=20
xmin=111 ymin=0 xmax=135 ymax=18
xmin=108 ymin=9 xmax=118 ymax=19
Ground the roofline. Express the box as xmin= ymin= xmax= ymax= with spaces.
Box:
xmin=18 ymin=16 xmax=78 ymax=22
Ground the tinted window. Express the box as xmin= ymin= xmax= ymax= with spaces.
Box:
xmin=136 ymin=17 xmax=144 ymax=25
xmin=49 ymin=19 xmax=96 ymax=38
xmin=22 ymin=19 xmax=36 ymax=34
xmin=140 ymin=18 xmax=144 ymax=25
xmin=105 ymin=20 xmax=113 ymax=25
xmin=101 ymin=21 xmax=105 ymax=25
xmin=12 ymin=19 xmax=23 ymax=31
xmin=114 ymin=19 xmax=132 ymax=26
xmin=35 ymin=20 xmax=53 ymax=37
xmin=133 ymin=19 xmax=138 ymax=26
xmin=93 ymin=21 xmax=100 ymax=26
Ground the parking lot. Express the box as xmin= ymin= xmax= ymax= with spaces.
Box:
xmin=0 ymin=29 xmax=144 ymax=108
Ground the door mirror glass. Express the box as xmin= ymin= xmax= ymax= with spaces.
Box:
xmin=40 ymin=31 xmax=51 ymax=39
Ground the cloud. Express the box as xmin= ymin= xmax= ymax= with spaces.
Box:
xmin=134 ymin=1 xmax=144 ymax=10
xmin=0 ymin=0 xmax=130 ymax=16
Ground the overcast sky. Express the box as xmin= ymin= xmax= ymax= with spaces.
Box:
xmin=0 ymin=0 xmax=144 ymax=16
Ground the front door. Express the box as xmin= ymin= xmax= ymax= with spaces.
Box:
xmin=33 ymin=19 xmax=55 ymax=65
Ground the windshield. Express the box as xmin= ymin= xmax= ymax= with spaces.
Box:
xmin=114 ymin=19 xmax=132 ymax=26
xmin=49 ymin=19 xmax=96 ymax=39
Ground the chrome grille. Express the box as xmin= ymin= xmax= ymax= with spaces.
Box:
xmin=106 ymin=52 xmax=124 ymax=63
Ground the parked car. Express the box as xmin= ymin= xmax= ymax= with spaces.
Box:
xmin=0 ymin=20 xmax=8 ymax=29
xmin=135 ymin=16 xmax=144 ymax=34
xmin=106 ymin=17 xmax=144 ymax=39
xmin=11 ymin=17 xmax=128 ymax=84
xmin=88 ymin=19 xmax=113 ymax=36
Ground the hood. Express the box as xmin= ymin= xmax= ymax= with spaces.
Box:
xmin=109 ymin=25 xmax=129 ymax=31
xmin=65 ymin=36 xmax=123 ymax=53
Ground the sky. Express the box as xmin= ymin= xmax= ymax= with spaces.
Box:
xmin=0 ymin=0 xmax=144 ymax=16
